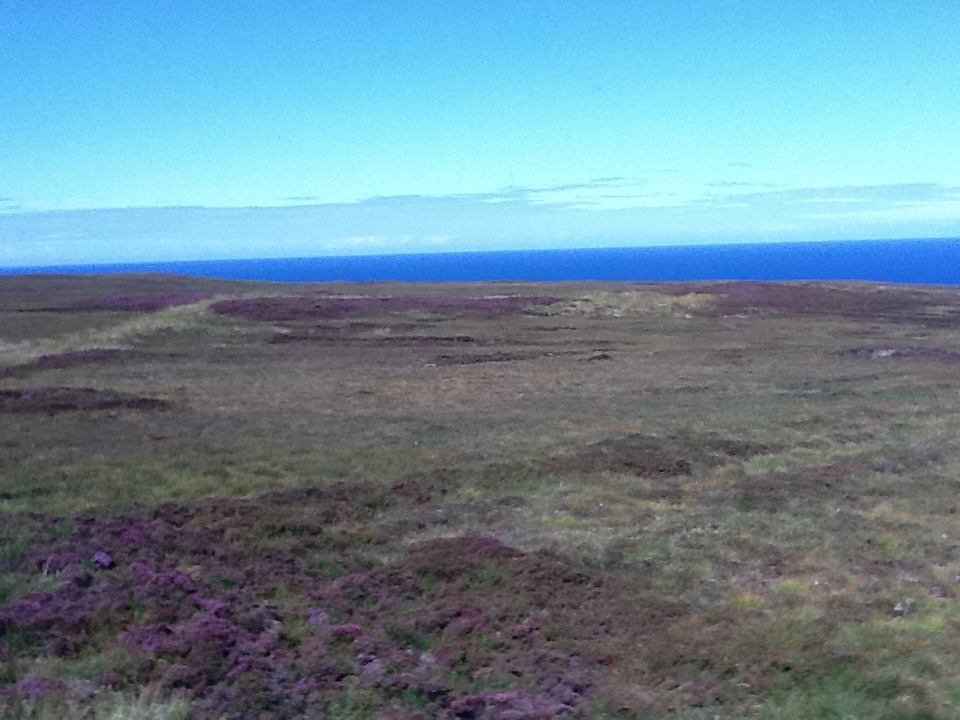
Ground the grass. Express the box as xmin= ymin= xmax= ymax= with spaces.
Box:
xmin=3 ymin=275 xmax=960 ymax=716
xmin=0 ymin=687 xmax=193 ymax=720
xmin=0 ymin=299 xmax=228 ymax=367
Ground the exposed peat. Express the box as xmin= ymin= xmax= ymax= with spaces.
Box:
xmin=270 ymin=332 xmax=479 ymax=345
xmin=0 ymin=349 xmax=134 ymax=378
xmin=0 ymin=387 xmax=169 ymax=414
xmin=544 ymin=431 xmax=769 ymax=478
xmin=32 ymin=348 xmax=131 ymax=369
xmin=737 ymin=462 xmax=873 ymax=511
xmin=433 ymin=351 xmax=545 ymax=366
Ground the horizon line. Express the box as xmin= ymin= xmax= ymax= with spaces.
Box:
xmin=2 ymin=235 xmax=959 ymax=274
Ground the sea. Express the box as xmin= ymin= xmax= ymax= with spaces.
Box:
xmin=4 ymin=238 xmax=960 ymax=285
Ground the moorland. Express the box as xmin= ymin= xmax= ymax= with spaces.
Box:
xmin=2 ymin=274 xmax=960 ymax=718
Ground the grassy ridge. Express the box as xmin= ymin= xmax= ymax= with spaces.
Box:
xmin=2 ymin=275 xmax=960 ymax=717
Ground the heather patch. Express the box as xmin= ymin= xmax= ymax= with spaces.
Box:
xmin=665 ymin=281 xmax=960 ymax=325
xmin=0 ymin=388 xmax=169 ymax=414
xmin=63 ymin=293 xmax=214 ymax=313
xmin=0 ymin=501 xmax=624 ymax=718
xmin=210 ymin=294 xmax=558 ymax=322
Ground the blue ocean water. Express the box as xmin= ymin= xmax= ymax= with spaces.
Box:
xmin=4 ymin=238 xmax=960 ymax=285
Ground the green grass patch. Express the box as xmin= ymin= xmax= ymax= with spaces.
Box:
xmin=756 ymin=664 xmax=939 ymax=719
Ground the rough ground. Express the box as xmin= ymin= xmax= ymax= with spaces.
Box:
xmin=2 ymin=276 xmax=960 ymax=718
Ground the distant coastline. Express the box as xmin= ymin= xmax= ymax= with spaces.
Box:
xmin=3 ymin=238 xmax=959 ymax=285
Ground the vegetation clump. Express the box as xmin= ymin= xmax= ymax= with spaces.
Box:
xmin=0 ymin=503 xmax=614 ymax=717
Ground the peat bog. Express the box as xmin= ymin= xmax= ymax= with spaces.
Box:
xmin=2 ymin=275 xmax=960 ymax=718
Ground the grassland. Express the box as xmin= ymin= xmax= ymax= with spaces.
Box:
xmin=2 ymin=273 xmax=960 ymax=718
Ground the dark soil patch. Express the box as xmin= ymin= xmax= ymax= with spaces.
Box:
xmin=434 ymin=349 xmax=582 ymax=365
xmin=211 ymin=295 xmax=558 ymax=322
xmin=739 ymin=438 xmax=960 ymax=512
xmin=858 ymin=557 xmax=930 ymax=582
xmin=271 ymin=332 xmax=478 ymax=345
xmin=737 ymin=462 xmax=873 ymax=511
xmin=544 ymin=431 xmax=769 ymax=478
xmin=32 ymin=348 xmax=131 ymax=369
xmin=0 ymin=388 xmax=169 ymax=414
xmin=389 ymin=468 xmax=459 ymax=505
xmin=434 ymin=351 xmax=537 ymax=366
xmin=842 ymin=346 xmax=960 ymax=362
xmin=1 ymin=349 xmax=134 ymax=378
xmin=226 ymin=480 xmax=403 ymax=526
xmin=873 ymin=434 xmax=960 ymax=474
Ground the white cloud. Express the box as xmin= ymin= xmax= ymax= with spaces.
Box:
xmin=2 ymin=181 xmax=959 ymax=267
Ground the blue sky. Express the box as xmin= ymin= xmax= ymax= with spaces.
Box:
xmin=2 ymin=1 xmax=959 ymax=266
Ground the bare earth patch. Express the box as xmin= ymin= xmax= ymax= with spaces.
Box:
xmin=544 ymin=431 xmax=769 ymax=478
xmin=0 ymin=349 xmax=134 ymax=378
xmin=0 ymin=387 xmax=169 ymax=414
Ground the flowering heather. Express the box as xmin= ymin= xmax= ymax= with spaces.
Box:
xmin=328 ymin=623 xmax=364 ymax=641
xmin=15 ymin=675 xmax=67 ymax=699
xmin=211 ymin=294 xmax=558 ymax=321
xmin=0 ymin=498 xmax=612 ymax=718
xmin=64 ymin=292 xmax=213 ymax=312
xmin=306 ymin=609 xmax=328 ymax=627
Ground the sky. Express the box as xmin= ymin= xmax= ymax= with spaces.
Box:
xmin=2 ymin=1 xmax=959 ymax=266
